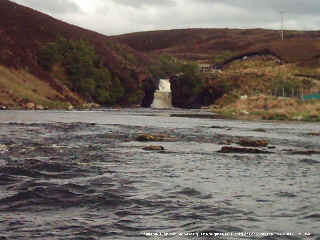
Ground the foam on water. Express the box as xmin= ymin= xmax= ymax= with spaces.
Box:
xmin=151 ymin=79 xmax=172 ymax=109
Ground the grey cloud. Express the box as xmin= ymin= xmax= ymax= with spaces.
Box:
xmin=9 ymin=0 xmax=320 ymax=35
xmin=110 ymin=0 xmax=176 ymax=8
xmin=171 ymin=0 xmax=320 ymax=30
xmin=269 ymin=0 xmax=320 ymax=16
xmin=13 ymin=0 xmax=82 ymax=14
xmin=192 ymin=0 xmax=320 ymax=16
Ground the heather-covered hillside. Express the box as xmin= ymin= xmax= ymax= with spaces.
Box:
xmin=114 ymin=28 xmax=320 ymax=111
xmin=0 ymin=0 xmax=157 ymax=108
xmin=113 ymin=28 xmax=320 ymax=66
xmin=2 ymin=0 xmax=320 ymax=110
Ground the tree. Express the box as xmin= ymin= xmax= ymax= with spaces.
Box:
xmin=38 ymin=37 xmax=126 ymax=105
xmin=180 ymin=63 xmax=204 ymax=96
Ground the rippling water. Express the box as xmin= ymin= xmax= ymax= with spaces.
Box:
xmin=0 ymin=109 xmax=319 ymax=240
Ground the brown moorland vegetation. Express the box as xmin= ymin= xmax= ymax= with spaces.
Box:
xmin=0 ymin=0 xmax=155 ymax=108
xmin=212 ymin=94 xmax=320 ymax=121
xmin=112 ymin=28 xmax=320 ymax=66
xmin=2 ymin=0 xmax=320 ymax=111
xmin=114 ymin=28 xmax=320 ymax=117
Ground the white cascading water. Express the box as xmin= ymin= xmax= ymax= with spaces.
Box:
xmin=151 ymin=79 xmax=172 ymax=109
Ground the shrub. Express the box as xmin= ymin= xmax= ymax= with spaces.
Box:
xmin=38 ymin=42 xmax=61 ymax=70
xmin=180 ymin=63 xmax=205 ymax=96
xmin=38 ymin=37 xmax=125 ymax=105
xmin=149 ymin=54 xmax=185 ymax=77
xmin=126 ymin=89 xmax=144 ymax=104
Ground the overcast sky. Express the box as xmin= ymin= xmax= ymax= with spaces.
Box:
xmin=11 ymin=0 xmax=320 ymax=35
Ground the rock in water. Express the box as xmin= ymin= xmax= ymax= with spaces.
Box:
xmin=136 ymin=134 xmax=167 ymax=142
xmin=238 ymin=139 xmax=269 ymax=147
xmin=218 ymin=146 xmax=272 ymax=154
xmin=143 ymin=146 xmax=165 ymax=151
xmin=136 ymin=134 xmax=156 ymax=142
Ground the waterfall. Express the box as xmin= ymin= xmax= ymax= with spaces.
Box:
xmin=151 ymin=79 xmax=172 ymax=109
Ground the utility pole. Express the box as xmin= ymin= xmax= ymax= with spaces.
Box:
xmin=280 ymin=11 xmax=285 ymax=40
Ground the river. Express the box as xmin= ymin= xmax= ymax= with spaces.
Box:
xmin=0 ymin=109 xmax=319 ymax=240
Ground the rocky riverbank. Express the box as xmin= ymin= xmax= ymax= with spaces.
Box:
xmin=0 ymin=102 xmax=102 ymax=111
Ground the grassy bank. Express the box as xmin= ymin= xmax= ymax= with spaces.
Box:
xmin=211 ymin=94 xmax=320 ymax=121
xmin=206 ymin=54 xmax=320 ymax=121
xmin=0 ymin=65 xmax=83 ymax=109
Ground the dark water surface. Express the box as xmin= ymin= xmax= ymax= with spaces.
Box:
xmin=0 ymin=109 xmax=319 ymax=240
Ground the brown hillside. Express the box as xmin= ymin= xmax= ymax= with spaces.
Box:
xmin=113 ymin=28 xmax=320 ymax=66
xmin=0 ymin=0 xmax=154 ymax=106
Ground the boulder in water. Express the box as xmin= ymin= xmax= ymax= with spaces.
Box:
xmin=143 ymin=146 xmax=165 ymax=151
xmin=307 ymin=132 xmax=320 ymax=136
xmin=136 ymin=134 xmax=173 ymax=142
xmin=284 ymin=149 xmax=320 ymax=155
xmin=218 ymin=146 xmax=272 ymax=154
xmin=136 ymin=134 xmax=158 ymax=142
xmin=238 ymin=139 xmax=269 ymax=147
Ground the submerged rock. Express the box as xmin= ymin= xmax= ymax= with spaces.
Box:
xmin=219 ymin=140 xmax=233 ymax=145
xmin=307 ymin=132 xmax=320 ymax=136
xmin=284 ymin=149 xmax=320 ymax=155
xmin=218 ymin=146 xmax=272 ymax=154
xmin=210 ymin=125 xmax=225 ymax=129
xmin=136 ymin=134 xmax=172 ymax=142
xmin=238 ymin=139 xmax=269 ymax=148
xmin=252 ymin=128 xmax=267 ymax=132
xmin=299 ymin=159 xmax=320 ymax=164
xmin=143 ymin=146 xmax=165 ymax=151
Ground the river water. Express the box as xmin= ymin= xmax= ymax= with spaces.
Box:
xmin=0 ymin=109 xmax=319 ymax=240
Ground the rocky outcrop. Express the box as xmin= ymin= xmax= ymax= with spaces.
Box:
xmin=170 ymin=75 xmax=202 ymax=108
xmin=221 ymin=49 xmax=282 ymax=69
xmin=141 ymin=77 xmax=159 ymax=107
xmin=169 ymin=74 xmax=223 ymax=108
